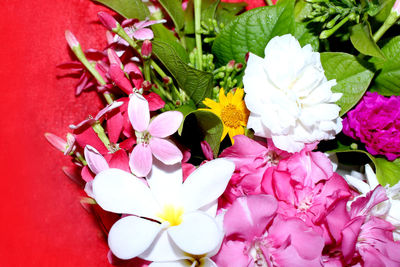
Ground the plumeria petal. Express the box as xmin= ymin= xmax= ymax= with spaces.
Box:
xmin=149 ymin=261 xmax=189 ymax=267
xmin=129 ymin=143 xmax=153 ymax=177
xmin=128 ymin=93 xmax=150 ymax=132
xmin=139 ymin=230 xmax=188 ymax=262
xmin=108 ymin=216 xmax=163 ymax=260
xmin=181 ymin=159 xmax=234 ymax=212
xmin=92 ymin=168 xmax=159 ymax=219
xmin=147 ymin=159 xmax=183 ymax=207
xmin=167 ymin=211 xmax=222 ymax=256
xmin=149 ymin=138 xmax=183 ymax=165
xmin=148 ymin=111 xmax=183 ymax=138
xmin=84 ymin=145 xmax=109 ymax=174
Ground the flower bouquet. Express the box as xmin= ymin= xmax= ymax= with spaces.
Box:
xmin=46 ymin=0 xmax=400 ymax=265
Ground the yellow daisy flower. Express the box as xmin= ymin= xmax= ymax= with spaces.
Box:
xmin=202 ymin=88 xmax=249 ymax=144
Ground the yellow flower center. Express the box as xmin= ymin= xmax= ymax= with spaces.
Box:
xmin=156 ymin=205 xmax=184 ymax=226
xmin=221 ymin=104 xmax=243 ymax=128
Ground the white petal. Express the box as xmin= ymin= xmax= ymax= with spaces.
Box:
xmin=365 ymin=164 xmax=379 ymax=190
xmin=271 ymin=134 xmax=305 ymax=153
xmin=108 ymin=216 xmax=162 ymax=260
xmin=92 ymin=168 xmax=160 ymax=218
xmin=200 ymin=258 xmax=218 ymax=267
xmin=139 ymin=230 xmax=187 ymax=261
xmin=147 ymin=159 xmax=183 ymax=207
xmin=344 ymin=174 xmax=370 ymax=194
xmin=167 ymin=211 xmax=221 ymax=255
xmin=150 ymin=261 xmax=191 ymax=267
xmin=182 ymin=158 xmax=235 ymax=212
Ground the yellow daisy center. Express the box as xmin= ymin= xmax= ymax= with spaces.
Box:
xmin=156 ymin=205 xmax=184 ymax=226
xmin=221 ymin=104 xmax=243 ymax=128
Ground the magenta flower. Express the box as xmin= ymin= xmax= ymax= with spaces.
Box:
xmin=128 ymin=93 xmax=183 ymax=177
xmin=343 ymin=92 xmax=400 ymax=160
xmin=121 ymin=18 xmax=166 ymax=41
xmin=214 ymin=195 xmax=325 ymax=266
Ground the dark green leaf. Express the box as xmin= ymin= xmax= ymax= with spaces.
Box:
xmin=158 ymin=0 xmax=185 ymax=31
xmin=93 ymin=0 xmax=149 ymax=19
xmin=152 ymin=40 xmax=213 ymax=105
xmin=370 ymin=36 xmax=400 ymax=95
xmin=212 ymin=0 xmax=295 ymax=66
xmin=183 ymin=110 xmax=224 ymax=157
xmin=321 ymin=52 xmax=375 ymax=116
xmin=350 ymin=23 xmax=385 ymax=59
xmin=294 ymin=22 xmax=319 ymax=51
xmin=153 ymin=38 xmax=189 ymax=63
xmin=202 ymin=0 xmax=220 ymax=28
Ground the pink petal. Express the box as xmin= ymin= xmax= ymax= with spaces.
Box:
xmin=109 ymin=64 xmax=133 ymax=95
xmin=132 ymin=28 xmax=154 ymax=40
xmin=107 ymin=48 xmax=122 ymax=68
xmin=62 ymin=166 xmax=85 ymax=187
xmin=128 ymin=93 xmax=150 ymax=132
xmin=149 ymin=137 xmax=182 ymax=165
xmin=129 ymin=143 xmax=152 ymax=177
xmin=95 ymin=101 xmax=123 ymax=121
xmin=134 ymin=19 xmax=166 ymax=29
xmin=109 ymin=149 xmax=131 ymax=173
xmin=223 ymin=195 xmax=278 ymax=240
xmin=119 ymin=137 xmax=136 ymax=151
xmin=124 ymin=62 xmax=143 ymax=89
xmin=350 ymin=185 xmax=388 ymax=218
xmin=69 ymin=118 xmax=96 ymax=130
xmin=201 ymin=141 xmax=214 ymax=161
xmin=106 ymin=111 xmax=124 ymax=143
xmin=44 ymin=132 xmax=66 ymax=152
xmin=97 ymin=11 xmax=118 ymax=30
xmin=148 ymin=111 xmax=183 ymax=138
xmin=121 ymin=18 xmax=137 ymax=27
xmin=81 ymin=165 xmax=95 ymax=183
xmin=213 ymin=240 xmax=250 ymax=267
xmin=341 ymin=216 xmax=364 ymax=263
xmin=84 ymin=145 xmax=110 ymax=174
xmin=74 ymin=127 xmax=109 ymax=154
xmin=65 ymin=30 xmax=79 ymax=48
xmin=75 ymin=73 xmax=90 ymax=95
xmin=144 ymin=92 xmax=165 ymax=111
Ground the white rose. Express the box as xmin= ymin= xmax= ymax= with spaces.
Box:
xmin=243 ymin=34 xmax=342 ymax=153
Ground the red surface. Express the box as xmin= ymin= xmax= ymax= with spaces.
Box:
xmin=0 ymin=1 xmax=114 ymax=266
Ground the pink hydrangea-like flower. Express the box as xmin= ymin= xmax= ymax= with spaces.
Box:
xmin=343 ymin=92 xmax=400 ymax=161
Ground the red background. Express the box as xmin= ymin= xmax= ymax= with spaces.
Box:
xmin=0 ymin=0 xmax=113 ymax=266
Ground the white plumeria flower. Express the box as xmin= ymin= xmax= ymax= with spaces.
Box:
xmin=344 ymin=164 xmax=400 ymax=240
xmin=91 ymin=158 xmax=235 ymax=261
xmin=243 ymin=34 xmax=342 ymax=153
xmin=150 ymin=256 xmax=217 ymax=267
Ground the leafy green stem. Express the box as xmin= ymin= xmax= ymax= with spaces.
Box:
xmin=373 ymin=11 xmax=400 ymax=42
xmin=194 ymin=0 xmax=203 ymax=70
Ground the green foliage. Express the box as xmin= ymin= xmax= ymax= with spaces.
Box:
xmin=212 ymin=0 xmax=295 ymax=66
xmin=93 ymin=0 xmax=149 ymax=19
xmin=152 ymin=40 xmax=213 ymax=105
xmin=350 ymin=22 xmax=385 ymax=59
xmin=158 ymin=0 xmax=185 ymax=32
xmin=321 ymin=52 xmax=375 ymax=116
xmin=370 ymin=36 xmax=400 ymax=95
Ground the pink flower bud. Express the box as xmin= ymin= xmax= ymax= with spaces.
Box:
xmin=107 ymin=49 xmax=123 ymax=68
xmin=393 ymin=0 xmax=400 ymax=15
xmin=98 ymin=12 xmax=119 ymax=30
xmin=65 ymin=30 xmax=79 ymax=48
xmin=141 ymin=40 xmax=152 ymax=58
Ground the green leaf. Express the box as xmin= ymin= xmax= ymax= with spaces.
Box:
xmin=327 ymin=143 xmax=400 ymax=186
xmin=374 ymin=0 xmax=396 ymax=23
xmin=152 ymin=40 xmax=213 ymax=105
xmin=202 ymin=0 xmax=220 ymax=28
xmin=153 ymin=38 xmax=189 ymax=63
xmin=374 ymin=157 xmax=400 ymax=186
xmin=158 ymin=0 xmax=185 ymax=31
xmin=370 ymin=36 xmax=400 ymax=96
xmin=93 ymin=0 xmax=149 ymax=19
xmin=294 ymin=0 xmax=313 ymax=22
xmin=350 ymin=23 xmax=385 ymax=59
xmin=182 ymin=110 xmax=223 ymax=157
xmin=152 ymin=24 xmax=180 ymax=44
xmin=212 ymin=0 xmax=295 ymax=66
xmin=321 ymin=52 xmax=375 ymax=116
xmin=294 ymin=22 xmax=319 ymax=51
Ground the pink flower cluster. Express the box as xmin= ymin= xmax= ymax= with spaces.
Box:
xmin=213 ymin=135 xmax=400 ymax=266
xmin=343 ymin=92 xmax=400 ymax=161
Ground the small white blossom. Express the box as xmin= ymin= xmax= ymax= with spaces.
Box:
xmin=243 ymin=34 xmax=342 ymax=153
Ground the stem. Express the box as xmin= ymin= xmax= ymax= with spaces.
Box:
xmin=194 ymin=0 xmax=203 ymax=70
xmin=103 ymin=92 xmax=114 ymax=104
xmin=266 ymin=0 xmax=273 ymax=6
xmin=75 ymin=152 xmax=87 ymax=166
xmin=73 ymin=46 xmax=106 ymax=86
xmin=92 ymin=123 xmax=111 ymax=149
xmin=319 ymin=15 xmax=350 ymax=39
xmin=373 ymin=11 xmax=400 ymax=42
xmin=151 ymin=60 xmax=168 ymax=78
xmin=143 ymin=59 xmax=151 ymax=81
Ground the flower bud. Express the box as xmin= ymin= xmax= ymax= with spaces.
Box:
xmin=393 ymin=0 xmax=400 ymax=15
xmin=98 ymin=12 xmax=119 ymax=31
xmin=65 ymin=30 xmax=80 ymax=49
xmin=141 ymin=40 xmax=152 ymax=58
